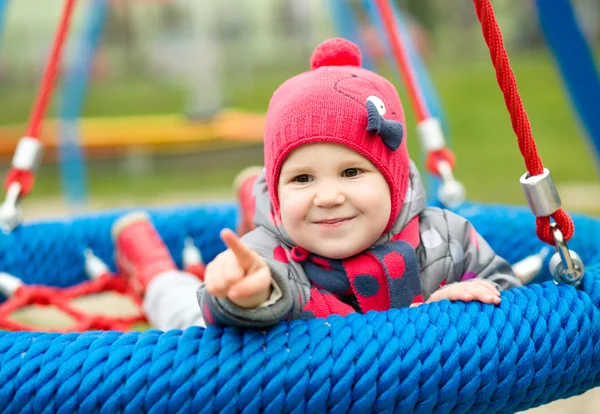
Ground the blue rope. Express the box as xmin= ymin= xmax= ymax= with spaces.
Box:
xmin=0 ymin=269 xmax=599 ymax=412
xmin=57 ymin=0 xmax=109 ymax=206
xmin=0 ymin=203 xmax=236 ymax=290
xmin=0 ymin=202 xmax=599 ymax=412
xmin=534 ymin=0 xmax=600 ymax=176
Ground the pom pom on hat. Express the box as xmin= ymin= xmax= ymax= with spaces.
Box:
xmin=310 ymin=38 xmax=362 ymax=70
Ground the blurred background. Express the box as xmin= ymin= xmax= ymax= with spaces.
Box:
xmin=0 ymin=0 xmax=598 ymax=220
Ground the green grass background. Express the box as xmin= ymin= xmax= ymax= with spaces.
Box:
xmin=0 ymin=49 xmax=598 ymax=213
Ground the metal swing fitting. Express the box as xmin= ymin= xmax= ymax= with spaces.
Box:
xmin=549 ymin=224 xmax=585 ymax=286
xmin=84 ymin=248 xmax=111 ymax=279
xmin=520 ymin=168 xmax=585 ymax=286
xmin=0 ymin=182 xmax=23 ymax=234
xmin=12 ymin=137 xmax=43 ymax=172
xmin=417 ymin=118 xmax=466 ymax=208
xmin=435 ymin=160 xmax=466 ymax=209
xmin=0 ymin=137 xmax=43 ymax=233
xmin=183 ymin=237 xmax=204 ymax=267
xmin=0 ymin=272 xmax=23 ymax=298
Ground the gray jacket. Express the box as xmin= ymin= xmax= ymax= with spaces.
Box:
xmin=198 ymin=162 xmax=521 ymax=327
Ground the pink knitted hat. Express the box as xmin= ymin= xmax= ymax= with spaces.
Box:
xmin=264 ymin=38 xmax=410 ymax=232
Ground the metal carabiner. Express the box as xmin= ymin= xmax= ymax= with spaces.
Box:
xmin=548 ymin=223 xmax=585 ymax=286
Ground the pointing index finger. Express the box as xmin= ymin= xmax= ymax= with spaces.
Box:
xmin=220 ymin=229 xmax=257 ymax=271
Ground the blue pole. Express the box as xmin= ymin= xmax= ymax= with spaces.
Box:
xmin=58 ymin=0 xmax=109 ymax=206
xmin=326 ymin=0 xmax=377 ymax=71
xmin=535 ymin=0 xmax=600 ymax=176
xmin=0 ymin=0 xmax=9 ymax=45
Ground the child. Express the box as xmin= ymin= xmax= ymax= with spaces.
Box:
xmin=113 ymin=38 xmax=521 ymax=331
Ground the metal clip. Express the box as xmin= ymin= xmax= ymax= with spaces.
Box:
xmin=0 ymin=182 xmax=22 ymax=234
xmin=512 ymin=247 xmax=550 ymax=285
xmin=436 ymin=160 xmax=466 ymax=209
xmin=12 ymin=137 xmax=43 ymax=171
xmin=520 ymin=168 xmax=561 ymax=217
xmin=549 ymin=223 xmax=585 ymax=286
xmin=416 ymin=118 xmax=466 ymax=208
xmin=183 ymin=237 xmax=203 ymax=267
xmin=417 ymin=118 xmax=445 ymax=152
xmin=0 ymin=272 xmax=23 ymax=298
xmin=84 ymin=248 xmax=110 ymax=279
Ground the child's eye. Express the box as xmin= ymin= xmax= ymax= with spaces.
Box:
xmin=292 ymin=174 xmax=312 ymax=183
xmin=342 ymin=168 xmax=361 ymax=178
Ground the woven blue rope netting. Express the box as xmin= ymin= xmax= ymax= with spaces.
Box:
xmin=0 ymin=202 xmax=599 ymax=413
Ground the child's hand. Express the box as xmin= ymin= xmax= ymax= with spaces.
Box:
xmin=204 ymin=229 xmax=273 ymax=309
xmin=426 ymin=279 xmax=501 ymax=305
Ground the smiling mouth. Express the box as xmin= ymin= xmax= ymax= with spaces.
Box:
xmin=313 ymin=217 xmax=355 ymax=227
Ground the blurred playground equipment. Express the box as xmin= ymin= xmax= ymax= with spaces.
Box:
xmin=0 ymin=0 xmax=270 ymax=204
xmin=0 ymin=110 xmax=266 ymax=159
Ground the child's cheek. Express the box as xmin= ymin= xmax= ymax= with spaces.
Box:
xmin=279 ymin=190 xmax=309 ymax=227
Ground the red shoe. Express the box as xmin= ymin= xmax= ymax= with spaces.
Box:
xmin=234 ymin=166 xmax=262 ymax=236
xmin=112 ymin=211 xmax=177 ymax=295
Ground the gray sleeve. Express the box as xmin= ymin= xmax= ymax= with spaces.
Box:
xmin=417 ymin=208 xmax=521 ymax=299
xmin=197 ymin=226 xmax=310 ymax=328
xmin=444 ymin=209 xmax=522 ymax=291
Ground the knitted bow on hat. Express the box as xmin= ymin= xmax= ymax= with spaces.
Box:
xmin=366 ymin=100 xmax=405 ymax=151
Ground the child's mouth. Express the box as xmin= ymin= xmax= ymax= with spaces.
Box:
xmin=313 ymin=217 xmax=355 ymax=228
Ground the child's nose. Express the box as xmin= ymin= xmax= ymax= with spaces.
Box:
xmin=313 ymin=185 xmax=345 ymax=208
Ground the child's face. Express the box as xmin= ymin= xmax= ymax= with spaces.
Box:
xmin=278 ymin=143 xmax=391 ymax=259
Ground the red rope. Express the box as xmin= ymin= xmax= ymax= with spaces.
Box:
xmin=26 ymin=0 xmax=78 ymax=139
xmin=4 ymin=0 xmax=78 ymax=196
xmin=425 ymin=148 xmax=455 ymax=176
xmin=0 ymin=273 xmax=146 ymax=333
xmin=373 ymin=0 xmax=430 ymax=122
xmin=373 ymin=0 xmax=457 ymax=178
xmin=472 ymin=0 xmax=574 ymax=245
